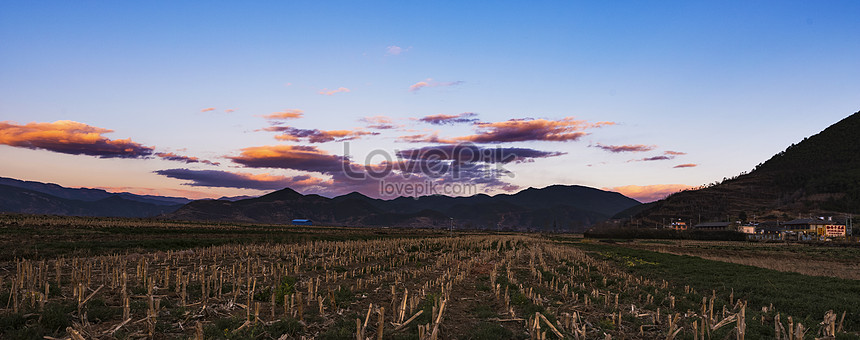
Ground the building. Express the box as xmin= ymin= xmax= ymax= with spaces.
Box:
xmin=292 ymin=219 xmax=313 ymax=226
xmin=755 ymin=221 xmax=783 ymax=235
xmin=738 ymin=224 xmax=757 ymax=234
xmin=669 ymin=221 xmax=687 ymax=230
xmin=783 ymin=218 xmax=846 ymax=237
xmin=692 ymin=222 xmax=731 ymax=231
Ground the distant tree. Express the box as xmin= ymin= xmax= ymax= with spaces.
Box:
xmin=739 ymin=211 xmax=748 ymax=222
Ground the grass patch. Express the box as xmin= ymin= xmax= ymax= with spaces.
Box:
xmin=572 ymin=242 xmax=860 ymax=333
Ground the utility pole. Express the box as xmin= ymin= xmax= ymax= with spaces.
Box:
xmin=449 ymin=217 xmax=454 ymax=237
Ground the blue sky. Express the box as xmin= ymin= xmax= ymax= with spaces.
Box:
xmin=1 ymin=1 xmax=859 ymax=201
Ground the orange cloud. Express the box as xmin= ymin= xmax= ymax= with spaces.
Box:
xmin=318 ymin=87 xmax=351 ymax=96
xmin=361 ymin=116 xmax=401 ymax=130
xmin=262 ymin=109 xmax=304 ymax=120
xmin=460 ymin=117 xmax=613 ymax=143
xmin=225 ymin=109 xmax=236 ymax=113
xmin=397 ymin=117 xmax=613 ymax=144
xmin=229 ymin=145 xmax=348 ymax=173
xmin=674 ymin=163 xmax=698 ymax=168
xmin=592 ymin=143 xmax=656 ymax=153
xmin=605 ymin=184 xmax=695 ymax=203
xmin=201 ymin=107 xmax=215 ymax=112
xmin=396 ymin=132 xmax=457 ymax=144
xmin=664 ymin=150 xmax=686 ymax=155
xmin=409 ymin=78 xmax=464 ymax=92
xmin=0 ymin=120 xmax=154 ymax=158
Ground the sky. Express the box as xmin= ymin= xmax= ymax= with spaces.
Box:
xmin=1 ymin=1 xmax=859 ymax=202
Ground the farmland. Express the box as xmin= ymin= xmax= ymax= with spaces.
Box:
xmin=1 ymin=215 xmax=859 ymax=339
xmin=610 ymin=239 xmax=860 ymax=280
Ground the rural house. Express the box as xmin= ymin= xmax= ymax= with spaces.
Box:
xmin=692 ymin=222 xmax=731 ymax=231
xmin=783 ymin=218 xmax=846 ymax=237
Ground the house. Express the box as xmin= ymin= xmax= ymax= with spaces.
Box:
xmin=783 ymin=218 xmax=846 ymax=237
xmin=669 ymin=221 xmax=687 ymax=230
xmin=692 ymin=222 xmax=731 ymax=231
xmin=783 ymin=218 xmax=823 ymax=234
xmin=755 ymin=221 xmax=783 ymax=235
xmin=292 ymin=219 xmax=313 ymax=226
xmin=738 ymin=224 xmax=757 ymax=234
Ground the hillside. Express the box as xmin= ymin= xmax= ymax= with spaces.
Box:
xmin=0 ymin=184 xmax=183 ymax=217
xmin=166 ymin=185 xmax=641 ymax=232
xmin=622 ymin=110 xmax=860 ymax=226
xmin=0 ymin=176 xmax=191 ymax=206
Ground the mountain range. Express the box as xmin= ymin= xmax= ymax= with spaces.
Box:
xmin=616 ymin=110 xmax=860 ymax=226
xmin=0 ymin=175 xmax=640 ymax=231
xmin=165 ymin=185 xmax=640 ymax=232
xmin=0 ymin=182 xmax=185 ymax=218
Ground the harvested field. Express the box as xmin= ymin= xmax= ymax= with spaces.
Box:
xmin=1 ymin=217 xmax=858 ymax=339
xmin=620 ymin=239 xmax=860 ymax=280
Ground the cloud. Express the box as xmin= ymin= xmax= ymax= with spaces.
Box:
xmin=229 ymin=145 xmax=349 ymax=173
xmin=627 ymin=149 xmax=687 ymax=162
xmin=318 ymin=87 xmax=351 ymax=96
xmin=396 ymin=144 xmax=565 ymax=164
xmin=640 ymin=155 xmax=673 ymax=161
xmin=156 ymin=152 xmax=220 ymax=165
xmin=0 ymin=120 xmax=154 ymax=158
xmin=605 ymin=184 xmax=695 ymax=203
xmin=225 ymin=109 xmax=236 ymax=113
xmin=228 ymin=142 xmax=523 ymax=198
xmin=201 ymin=108 xmax=216 ymax=113
xmin=674 ymin=163 xmax=698 ymax=168
xmin=263 ymin=126 xmax=379 ymax=143
xmin=592 ymin=143 xmax=656 ymax=153
xmin=261 ymin=109 xmax=304 ymax=120
xmin=409 ymin=81 xmax=430 ymax=92
xmin=409 ymin=78 xmax=465 ymax=92
xmin=419 ymin=112 xmax=478 ymax=125
xmin=396 ymin=132 xmax=456 ymax=144
xmin=386 ymin=45 xmax=409 ymax=55
xmin=361 ymin=116 xmax=401 ymax=130
xmin=398 ymin=117 xmax=612 ymax=144
xmin=154 ymin=168 xmax=331 ymax=191
xmin=458 ymin=117 xmax=613 ymax=143
xmin=627 ymin=155 xmax=674 ymax=162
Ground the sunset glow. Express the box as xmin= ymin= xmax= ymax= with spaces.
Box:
xmin=2 ymin=2 xmax=859 ymax=200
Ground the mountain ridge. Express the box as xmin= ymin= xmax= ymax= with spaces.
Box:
xmin=166 ymin=184 xmax=641 ymax=231
xmin=618 ymin=110 xmax=860 ymax=226
xmin=0 ymin=184 xmax=183 ymax=217
xmin=0 ymin=176 xmax=192 ymax=206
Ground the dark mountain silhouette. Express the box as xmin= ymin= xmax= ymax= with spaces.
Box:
xmin=0 ymin=176 xmax=191 ymax=206
xmin=619 ymin=110 xmax=860 ymax=226
xmin=166 ymin=185 xmax=640 ymax=231
xmin=0 ymin=184 xmax=183 ymax=217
